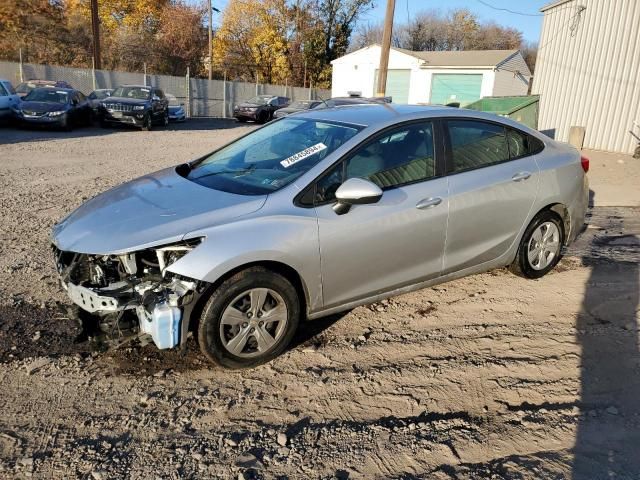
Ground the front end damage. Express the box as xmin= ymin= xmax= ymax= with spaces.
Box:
xmin=53 ymin=239 xmax=205 ymax=349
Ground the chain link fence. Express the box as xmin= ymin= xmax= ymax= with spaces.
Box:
xmin=0 ymin=60 xmax=331 ymax=118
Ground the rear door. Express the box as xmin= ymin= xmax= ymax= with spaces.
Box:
xmin=0 ymin=82 xmax=13 ymax=119
xmin=443 ymin=119 xmax=540 ymax=274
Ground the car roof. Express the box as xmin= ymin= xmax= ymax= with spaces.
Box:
xmin=294 ymin=103 xmax=538 ymax=131
xmin=296 ymin=104 xmax=449 ymax=127
xmin=31 ymin=86 xmax=75 ymax=92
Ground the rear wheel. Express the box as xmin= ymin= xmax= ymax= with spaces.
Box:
xmin=511 ymin=210 xmax=564 ymax=279
xmin=198 ymin=267 xmax=300 ymax=369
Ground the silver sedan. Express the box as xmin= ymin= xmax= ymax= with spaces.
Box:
xmin=51 ymin=105 xmax=589 ymax=368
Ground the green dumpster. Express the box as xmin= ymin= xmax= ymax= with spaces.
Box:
xmin=465 ymin=95 xmax=539 ymax=129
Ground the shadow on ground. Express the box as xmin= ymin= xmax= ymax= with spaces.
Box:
xmin=572 ymin=202 xmax=640 ymax=479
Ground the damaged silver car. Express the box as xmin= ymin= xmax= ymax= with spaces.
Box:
xmin=52 ymin=105 xmax=588 ymax=368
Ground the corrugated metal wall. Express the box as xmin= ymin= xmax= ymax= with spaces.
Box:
xmin=532 ymin=0 xmax=640 ymax=154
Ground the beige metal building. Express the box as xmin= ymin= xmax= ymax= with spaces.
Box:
xmin=532 ymin=0 xmax=640 ymax=154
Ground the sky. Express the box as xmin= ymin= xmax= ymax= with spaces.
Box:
xmin=194 ymin=0 xmax=548 ymax=43
xmin=361 ymin=0 xmax=549 ymax=43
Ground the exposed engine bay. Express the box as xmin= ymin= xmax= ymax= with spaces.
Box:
xmin=53 ymin=239 xmax=204 ymax=349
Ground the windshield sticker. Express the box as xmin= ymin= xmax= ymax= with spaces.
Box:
xmin=280 ymin=143 xmax=327 ymax=168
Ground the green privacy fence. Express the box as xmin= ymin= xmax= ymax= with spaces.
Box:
xmin=465 ymin=95 xmax=540 ymax=129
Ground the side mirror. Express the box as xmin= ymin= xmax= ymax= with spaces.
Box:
xmin=333 ymin=177 xmax=383 ymax=215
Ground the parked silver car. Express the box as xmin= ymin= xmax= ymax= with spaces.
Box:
xmin=52 ymin=105 xmax=589 ymax=368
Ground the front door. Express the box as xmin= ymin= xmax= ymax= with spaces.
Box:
xmin=314 ymin=121 xmax=449 ymax=308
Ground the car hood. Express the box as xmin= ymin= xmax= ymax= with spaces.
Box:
xmin=52 ymin=166 xmax=267 ymax=254
xmin=168 ymin=105 xmax=183 ymax=111
xmin=20 ymin=101 xmax=68 ymax=113
xmin=103 ymin=96 xmax=149 ymax=106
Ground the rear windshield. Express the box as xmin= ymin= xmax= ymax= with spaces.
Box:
xmin=23 ymin=89 xmax=69 ymax=103
xmin=186 ymin=118 xmax=361 ymax=195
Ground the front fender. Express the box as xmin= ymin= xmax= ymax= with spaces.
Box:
xmin=166 ymin=213 xmax=322 ymax=311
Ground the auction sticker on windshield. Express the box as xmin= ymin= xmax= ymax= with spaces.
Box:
xmin=280 ymin=143 xmax=327 ymax=168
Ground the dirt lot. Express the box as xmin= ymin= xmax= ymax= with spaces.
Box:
xmin=0 ymin=122 xmax=639 ymax=479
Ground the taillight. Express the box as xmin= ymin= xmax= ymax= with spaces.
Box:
xmin=580 ymin=155 xmax=589 ymax=173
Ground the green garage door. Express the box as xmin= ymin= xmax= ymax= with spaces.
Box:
xmin=373 ymin=69 xmax=411 ymax=104
xmin=430 ymin=74 xmax=483 ymax=106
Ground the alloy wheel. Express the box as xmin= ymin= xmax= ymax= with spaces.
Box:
xmin=527 ymin=221 xmax=560 ymax=270
xmin=219 ymin=288 xmax=288 ymax=358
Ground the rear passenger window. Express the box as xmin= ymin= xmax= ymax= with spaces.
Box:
xmin=507 ymin=128 xmax=530 ymax=159
xmin=447 ymin=120 xmax=509 ymax=172
xmin=529 ymin=135 xmax=545 ymax=154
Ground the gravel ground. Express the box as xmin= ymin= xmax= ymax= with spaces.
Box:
xmin=0 ymin=122 xmax=639 ymax=479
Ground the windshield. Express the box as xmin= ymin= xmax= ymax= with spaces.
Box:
xmin=187 ymin=118 xmax=360 ymax=195
xmin=246 ymin=96 xmax=272 ymax=106
xmin=23 ymin=89 xmax=69 ymax=103
xmin=111 ymin=86 xmax=151 ymax=100
xmin=166 ymin=94 xmax=181 ymax=106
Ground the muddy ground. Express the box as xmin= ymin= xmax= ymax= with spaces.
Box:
xmin=0 ymin=121 xmax=639 ymax=479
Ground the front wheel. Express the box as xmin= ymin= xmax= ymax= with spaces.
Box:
xmin=141 ymin=114 xmax=152 ymax=131
xmin=198 ymin=267 xmax=300 ymax=369
xmin=511 ymin=210 xmax=564 ymax=279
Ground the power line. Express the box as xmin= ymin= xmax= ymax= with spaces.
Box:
xmin=475 ymin=0 xmax=543 ymax=17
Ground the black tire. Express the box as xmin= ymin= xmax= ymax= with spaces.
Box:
xmin=100 ymin=119 xmax=109 ymax=128
xmin=237 ymin=117 xmax=247 ymax=123
xmin=511 ymin=210 xmax=564 ymax=279
xmin=198 ymin=267 xmax=300 ymax=369
xmin=141 ymin=114 xmax=152 ymax=131
xmin=60 ymin=114 xmax=72 ymax=132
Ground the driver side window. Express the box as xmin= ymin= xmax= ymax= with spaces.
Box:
xmin=314 ymin=121 xmax=436 ymax=204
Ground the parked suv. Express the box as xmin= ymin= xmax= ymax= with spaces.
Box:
xmin=233 ymin=95 xmax=289 ymax=123
xmin=99 ymin=85 xmax=169 ymax=130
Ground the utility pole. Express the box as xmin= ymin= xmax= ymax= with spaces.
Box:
xmin=376 ymin=0 xmax=395 ymax=98
xmin=208 ymin=0 xmax=213 ymax=80
xmin=90 ymin=0 xmax=101 ymax=70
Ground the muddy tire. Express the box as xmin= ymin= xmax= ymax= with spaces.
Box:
xmin=198 ymin=267 xmax=300 ymax=369
xmin=511 ymin=210 xmax=564 ymax=279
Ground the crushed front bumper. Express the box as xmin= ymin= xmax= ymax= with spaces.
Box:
xmin=53 ymin=245 xmax=202 ymax=349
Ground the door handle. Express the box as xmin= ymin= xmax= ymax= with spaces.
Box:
xmin=416 ymin=197 xmax=442 ymax=209
xmin=512 ymin=171 xmax=532 ymax=182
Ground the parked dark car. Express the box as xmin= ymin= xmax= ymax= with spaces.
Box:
xmin=99 ymin=85 xmax=169 ymax=131
xmin=88 ymin=89 xmax=114 ymax=115
xmin=233 ymin=95 xmax=289 ymax=123
xmin=273 ymin=100 xmax=322 ymax=119
xmin=12 ymin=87 xmax=91 ymax=130
xmin=312 ymin=96 xmax=389 ymax=110
xmin=166 ymin=94 xmax=186 ymax=122
xmin=15 ymin=80 xmax=74 ymax=98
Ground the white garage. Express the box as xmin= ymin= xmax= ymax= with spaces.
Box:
xmin=331 ymin=45 xmax=532 ymax=106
